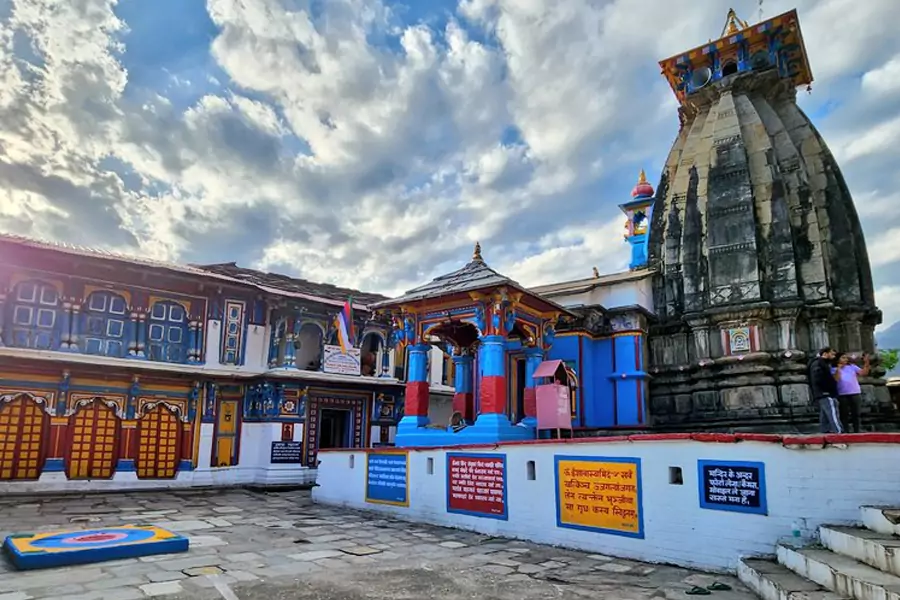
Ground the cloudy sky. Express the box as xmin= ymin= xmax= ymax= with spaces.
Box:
xmin=0 ymin=0 xmax=898 ymax=330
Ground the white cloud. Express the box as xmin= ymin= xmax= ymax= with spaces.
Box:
xmin=0 ymin=0 xmax=897 ymax=335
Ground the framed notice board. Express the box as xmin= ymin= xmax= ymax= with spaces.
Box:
xmin=697 ymin=459 xmax=767 ymax=515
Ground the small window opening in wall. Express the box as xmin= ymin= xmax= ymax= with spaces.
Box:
xmin=427 ymin=457 xmax=434 ymax=475
xmin=526 ymin=460 xmax=536 ymax=481
xmin=722 ymin=62 xmax=738 ymax=77
xmin=669 ymin=466 xmax=683 ymax=485
xmin=349 ymin=455 xmax=355 ymax=469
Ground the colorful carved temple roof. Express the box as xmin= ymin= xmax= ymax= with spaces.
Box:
xmin=370 ymin=242 xmax=570 ymax=315
xmin=658 ymin=8 xmax=813 ymax=104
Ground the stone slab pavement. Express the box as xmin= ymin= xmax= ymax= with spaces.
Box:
xmin=0 ymin=489 xmax=756 ymax=599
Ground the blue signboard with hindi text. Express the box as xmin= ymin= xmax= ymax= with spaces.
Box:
xmin=365 ymin=451 xmax=409 ymax=507
xmin=698 ymin=459 xmax=767 ymax=515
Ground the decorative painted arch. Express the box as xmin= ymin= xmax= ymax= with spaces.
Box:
xmin=66 ymin=396 xmax=125 ymax=419
xmin=0 ymin=391 xmax=55 ymax=416
xmin=140 ymin=400 xmax=187 ymax=422
xmin=299 ymin=319 xmax=327 ymax=335
xmin=360 ymin=328 xmax=386 ymax=346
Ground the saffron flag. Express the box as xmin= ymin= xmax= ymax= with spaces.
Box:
xmin=334 ymin=297 xmax=355 ymax=353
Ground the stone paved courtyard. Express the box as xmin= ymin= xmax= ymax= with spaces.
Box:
xmin=0 ymin=488 xmax=756 ymax=600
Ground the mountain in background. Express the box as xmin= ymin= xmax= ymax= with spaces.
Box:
xmin=876 ymin=321 xmax=900 ymax=378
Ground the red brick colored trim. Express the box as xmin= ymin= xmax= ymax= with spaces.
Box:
xmin=317 ymin=431 xmax=900 ymax=454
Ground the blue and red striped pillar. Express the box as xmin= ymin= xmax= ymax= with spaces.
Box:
xmin=401 ymin=343 xmax=431 ymax=426
xmin=521 ymin=346 xmax=544 ymax=427
xmin=452 ymin=353 xmax=474 ymax=422
xmin=478 ymin=335 xmax=506 ymax=415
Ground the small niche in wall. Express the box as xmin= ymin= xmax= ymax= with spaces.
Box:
xmin=349 ymin=455 xmax=355 ymax=469
xmin=669 ymin=466 xmax=683 ymax=485
xmin=427 ymin=457 xmax=434 ymax=475
xmin=526 ymin=460 xmax=536 ymax=481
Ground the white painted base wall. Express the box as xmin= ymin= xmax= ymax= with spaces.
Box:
xmin=0 ymin=421 xmax=315 ymax=495
xmin=313 ymin=438 xmax=900 ymax=572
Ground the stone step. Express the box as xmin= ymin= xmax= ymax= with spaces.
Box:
xmin=738 ymin=557 xmax=850 ymax=600
xmin=778 ymin=543 xmax=900 ymax=600
xmin=860 ymin=506 xmax=900 ymax=537
xmin=820 ymin=525 xmax=900 ymax=577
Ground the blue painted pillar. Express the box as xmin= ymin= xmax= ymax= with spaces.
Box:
xmin=194 ymin=320 xmax=205 ymax=364
xmin=282 ymin=332 xmax=297 ymax=368
xmin=187 ymin=320 xmax=199 ymax=364
xmin=69 ymin=305 xmax=83 ymax=353
xmin=380 ymin=347 xmax=391 ymax=376
xmin=522 ymin=346 xmax=544 ymax=427
xmin=401 ymin=343 xmax=431 ymax=425
xmin=267 ymin=322 xmax=279 ymax=367
xmin=135 ymin=312 xmax=147 ymax=358
xmin=478 ymin=335 xmax=506 ymax=415
xmin=58 ymin=302 xmax=73 ymax=351
xmin=452 ymin=354 xmax=474 ymax=423
xmin=125 ymin=310 xmax=138 ymax=357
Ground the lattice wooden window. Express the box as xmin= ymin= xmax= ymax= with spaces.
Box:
xmin=0 ymin=396 xmax=47 ymax=480
xmin=221 ymin=300 xmax=245 ymax=365
xmin=66 ymin=401 xmax=119 ymax=480
xmin=82 ymin=291 xmax=128 ymax=358
xmin=136 ymin=405 xmax=181 ymax=479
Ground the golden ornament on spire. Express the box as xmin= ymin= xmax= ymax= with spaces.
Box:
xmin=472 ymin=241 xmax=483 ymax=262
xmin=637 ymin=169 xmax=647 ymax=185
xmin=722 ymin=8 xmax=749 ymax=37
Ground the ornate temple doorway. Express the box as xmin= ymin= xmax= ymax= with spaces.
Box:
xmin=318 ymin=408 xmax=350 ymax=449
xmin=0 ymin=394 xmax=48 ymax=480
xmin=66 ymin=399 xmax=119 ymax=480
xmin=303 ymin=394 xmax=366 ymax=466
xmin=136 ymin=404 xmax=181 ymax=479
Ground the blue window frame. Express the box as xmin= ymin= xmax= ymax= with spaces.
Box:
xmin=7 ymin=280 xmax=59 ymax=350
xmin=82 ymin=291 xmax=128 ymax=358
xmin=147 ymin=301 xmax=189 ymax=363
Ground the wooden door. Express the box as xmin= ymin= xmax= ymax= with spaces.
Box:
xmin=213 ymin=399 xmax=239 ymax=467
xmin=0 ymin=396 xmax=47 ymax=480
xmin=66 ymin=401 xmax=119 ymax=480
xmin=136 ymin=405 xmax=181 ymax=479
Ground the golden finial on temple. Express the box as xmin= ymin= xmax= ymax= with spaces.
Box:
xmin=722 ymin=8 xmax=749 ymax=37
xmin=472 ymin=241 xmax=483 ymax=262
xmin=592 ymin=267 xmax=600 ymax=278
xmin=637 ymin=169 xmax=647 ymax=185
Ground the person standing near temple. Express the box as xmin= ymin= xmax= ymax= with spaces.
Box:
xmin=809 ymin=347 xmax=842 ymax=434
xmin=834 ymin=352 xmax=870 ymax=433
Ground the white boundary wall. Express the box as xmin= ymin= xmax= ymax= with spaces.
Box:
xmin=313 ymin=437 xmax=900 ymax=572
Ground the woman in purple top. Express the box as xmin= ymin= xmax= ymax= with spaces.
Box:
xmin=833 ymin=353 xmax=870 ymax=433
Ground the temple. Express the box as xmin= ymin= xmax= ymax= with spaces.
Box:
xmin=647 ymin=7 xmax=890 ymax=430
xmin=0 ymin=8 xmax=893 ymax=495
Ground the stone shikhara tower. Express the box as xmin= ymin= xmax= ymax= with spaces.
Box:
xmin=647 ymin=9 xmax=890 ymax=431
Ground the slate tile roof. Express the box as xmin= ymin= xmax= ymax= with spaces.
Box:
xmin=195 ymin=263 xmax=388 ymax=306
xmin=0 ymin=233 xmax=386 ymax=309
xmin=371 ymin=257 xmax=516 ymax=308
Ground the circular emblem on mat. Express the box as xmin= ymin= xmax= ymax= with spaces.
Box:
xmin=67 ymin=532 xmax=128 ymax=544
xmin=29 ymin=528 xmax=157 ymax=550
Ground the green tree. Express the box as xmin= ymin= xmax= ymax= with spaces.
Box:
xmin=879 ymin=349 xmax=899 ymax=373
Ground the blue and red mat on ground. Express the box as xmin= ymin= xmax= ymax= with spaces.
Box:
xmin=2 ymin=525 xmax=189 ymax=570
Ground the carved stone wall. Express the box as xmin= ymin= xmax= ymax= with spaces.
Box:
xmin=645 ymin=70 xmax=890 ymax=432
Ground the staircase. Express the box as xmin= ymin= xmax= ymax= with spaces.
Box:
xmin=738 ymin=506 xmax=900 ymax=600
